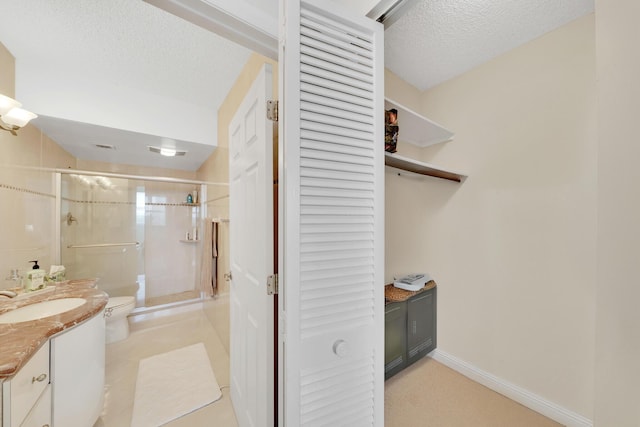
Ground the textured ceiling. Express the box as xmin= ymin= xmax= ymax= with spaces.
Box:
xmin=0 ymin=0 xmax=252 ymax=170
xmin=385 ymin=0 xmax=595 ymax=91
xmin=0 ymin=0 xmax=596 ymax=170
xmin=0 ymin=0 xmax=252 ymax=110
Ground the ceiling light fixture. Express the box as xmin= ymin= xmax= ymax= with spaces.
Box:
xmin=0 ymin=94 xmax=37 ymax=136
xmin=148 ymin=146 xmax=187 ymax=157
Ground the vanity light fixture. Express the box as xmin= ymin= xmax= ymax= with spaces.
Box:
xmin=148 ymin=146 xmax=187 ymax=157
xmin=0 ymin=94 xmax=37 ymax=136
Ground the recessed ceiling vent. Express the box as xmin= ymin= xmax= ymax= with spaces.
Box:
xmin=95 ymin=144 xmax=116 ymax=150
xmin=148 ymin=146 xmax=187 ymax=157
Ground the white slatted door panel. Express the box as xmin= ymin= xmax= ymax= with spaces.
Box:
xmin=280 ymin=0 xmax=384 ymax=425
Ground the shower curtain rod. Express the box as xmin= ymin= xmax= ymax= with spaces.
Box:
xmin=54 ymin=168 xmax=227 ymax=187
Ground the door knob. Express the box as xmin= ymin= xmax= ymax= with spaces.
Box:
xmin=333 ymin=340 xmax=348 ymax=358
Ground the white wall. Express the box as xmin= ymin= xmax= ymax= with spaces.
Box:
xmin=16 ymin=65 xmax=217 ymax=147
xmin=385 ymin=14 xmax=596 ymax=420
xmin=595 ymin=1 xmax=640 ymax=425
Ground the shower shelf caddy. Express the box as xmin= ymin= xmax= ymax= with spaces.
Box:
xmin=179 ymin=199 xmax=200 ymax=243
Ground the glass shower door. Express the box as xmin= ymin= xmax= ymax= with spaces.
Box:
xmin=60 ymin=173 xmax=143 ymax=300
xmin=60 ymin=172 xmax=203 ymax=310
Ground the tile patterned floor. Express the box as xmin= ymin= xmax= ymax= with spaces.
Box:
xmin=94 ymin=305 xmax=238 ymax=427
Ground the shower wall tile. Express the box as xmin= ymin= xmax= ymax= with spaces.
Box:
xmin=61 ymin=174 xmax=140 ymax=294
xmin=0 ymin=162 xmax=70 ymax=289
xmin=144 ymin=187 xmax=199 ymax=299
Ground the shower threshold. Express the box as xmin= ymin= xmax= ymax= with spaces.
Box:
xmin=145 ymin=290 xmax=201 ymax=308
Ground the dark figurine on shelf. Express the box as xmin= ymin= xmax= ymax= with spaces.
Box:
xmin=385 ymin=108 xmax=398 ymax=153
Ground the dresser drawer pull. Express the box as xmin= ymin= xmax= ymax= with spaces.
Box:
xmin=32 ymin=373 xmax=47 ymax=383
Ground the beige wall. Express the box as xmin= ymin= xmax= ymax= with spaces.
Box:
xmin=0 ymin=41 xmax=15 ymax=97
xmin=386 ymin=14 xmax=596 ymax=419
xmin=595 ymin=1 xmax=640 ymax=425
xmin=0 ymin=43 xmax=75 ymax=170
xmin=0 ymin=42 xmax=76 ymax=285
xmin=199 ymin=52 xmax=278 ymax=354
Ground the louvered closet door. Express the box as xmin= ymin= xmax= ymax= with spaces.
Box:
xmin=279 ymin=0 xmax=384 ymax=425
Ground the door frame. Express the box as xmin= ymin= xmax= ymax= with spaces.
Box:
xmin=143 ymin=0 xmax=278 ymax=60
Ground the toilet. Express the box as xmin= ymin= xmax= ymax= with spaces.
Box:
xmin=104 ymin=296 xmax=136 ymax=344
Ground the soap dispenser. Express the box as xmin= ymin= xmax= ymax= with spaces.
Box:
xmin=24 ymin=260 xmax=46 ymax=292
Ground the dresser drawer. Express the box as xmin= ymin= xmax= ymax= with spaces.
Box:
xmin=5 ymin=341 xmax=50 ymax=427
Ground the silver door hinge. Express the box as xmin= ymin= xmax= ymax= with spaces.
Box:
xmin=267 ymin=274 xmax=278 ymax=295
xmin=267 ymin=100 xmax=278 ymax=122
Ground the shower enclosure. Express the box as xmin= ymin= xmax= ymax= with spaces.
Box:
xmin=57 ymin=171 xmax=207 ymax=311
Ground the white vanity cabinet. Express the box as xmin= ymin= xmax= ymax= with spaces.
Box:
xmin=2 ymin=342 xmax=50 ymax=427
xmin=1 ymin=311 xmax=105 ymax=427
xmin=51 ymin=312 xmax=105 ymax=427
xmin=19 ymin=386 xmax=50 ymax=427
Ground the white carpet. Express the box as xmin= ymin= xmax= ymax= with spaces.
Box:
xmin=131 ymin=342 xmax=222 ymax=427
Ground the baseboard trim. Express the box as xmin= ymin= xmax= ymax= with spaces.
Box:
xmin=430 ymin=349 xmax=593 ymax=427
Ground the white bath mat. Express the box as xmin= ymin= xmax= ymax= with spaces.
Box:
xmin=131 ymin=342 xmax=222 ymax=427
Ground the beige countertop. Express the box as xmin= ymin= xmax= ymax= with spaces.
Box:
xmin=0 ymin=279 xmax=108 ymax=379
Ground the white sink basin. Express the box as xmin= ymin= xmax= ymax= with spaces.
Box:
xmin=0 ymin=298 xmax=86 ymax=324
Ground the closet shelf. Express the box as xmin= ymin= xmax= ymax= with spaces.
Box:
xmin=385 ymin=98 xmax=454 ymax=147
xmin=385 ymin=153 xmax=467 ymax=183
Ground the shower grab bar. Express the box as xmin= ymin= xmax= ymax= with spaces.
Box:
xmin=67 ymin=242 xmax=140 ymax=249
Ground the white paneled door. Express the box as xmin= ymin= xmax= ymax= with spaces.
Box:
xmin=229 ymin=63 xmax=275 ymax=427
xmin=279 ymin=0 xmax=385 ymax=425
